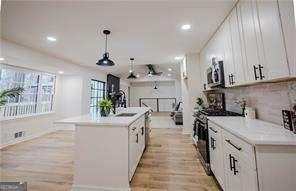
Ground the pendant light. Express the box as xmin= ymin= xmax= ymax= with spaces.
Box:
xmin=127 ymin=58 xmax=137 ymax=79
xmin=154 ymin=81 xmax=158 ymax=89
xmin=96 ymin=29 xmax=115 ymax=66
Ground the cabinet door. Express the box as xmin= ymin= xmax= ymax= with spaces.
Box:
xmin=278 ymin=0 xmax=296 ymax=77
xmin=222 ymin=132 xmax=258 ymax=191
xmin=129 ymin=125 xmax=139 ymax=180
xmin=208 ymin=122 xmax=225 ymax=190
xmin=256 ymin=0 xmax=289 ymax=79
xmin=137 ymin=119 xmax=145 ymax=162
xmin=237 ymin=0 xmax=262 ymax=83
xmin=228 ymin=6 xmax=247 ymax=86
xmin=221 ymin=17 xmax=235 ymax=87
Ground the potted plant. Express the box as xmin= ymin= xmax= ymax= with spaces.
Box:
xmin=97 ymin=99 xmax=113 ymax=117
xmin=0 ymin=86 xmax=24 ymax=116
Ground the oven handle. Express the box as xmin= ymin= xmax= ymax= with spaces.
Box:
xmin=196 ymin=119 xmax=206 ymax=125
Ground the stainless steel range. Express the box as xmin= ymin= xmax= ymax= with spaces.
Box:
xmin=193 ymin=93 xmax=242 ymax=175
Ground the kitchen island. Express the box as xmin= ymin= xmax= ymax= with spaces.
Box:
xmin=56 ymin=107 xmax=150 ymax=191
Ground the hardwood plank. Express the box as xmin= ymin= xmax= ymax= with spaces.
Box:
xmin=0 ymin=129 xmax=220 ymax=191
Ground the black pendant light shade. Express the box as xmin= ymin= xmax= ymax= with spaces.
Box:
xmin=96 ymin=30 xmax=115 ymax=66
xmin=97 ymin=52 xmax=115 ymax=66
xmin=127 ymin=72 xmax=137 ymax=79
xmin=154 ymin=81 xmax=158 ymax=89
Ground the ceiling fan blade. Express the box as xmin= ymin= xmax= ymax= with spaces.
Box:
xmin=147 ymin=64 xmax=162 ymax=76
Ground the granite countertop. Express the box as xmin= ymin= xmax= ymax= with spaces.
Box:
xmin=56 ymin=107 xmax=150 ymax=127
xmin=208 ymin=116 xmax=296 ymax=146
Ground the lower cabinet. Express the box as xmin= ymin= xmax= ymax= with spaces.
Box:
xmin=208 ymin=120 xmax=296 ymax=191
xmin=208 ymin=122 xmax=225 ymax=189
xmin=209 ymin=121 xmax=258 ymax=191
xmin=129 ymin=116 xmax=145 ymax=181
xmin=222 ymin=131 xmax=258 ymax=191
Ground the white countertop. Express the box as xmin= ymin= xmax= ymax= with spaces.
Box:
xmin=56 ymin=107 xmax=150 ymax=127
xmin=208 ymin=117 xmax=296 ymax=146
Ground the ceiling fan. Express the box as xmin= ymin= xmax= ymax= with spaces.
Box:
xmin=146 ymin=64 xmax=163 ymax=76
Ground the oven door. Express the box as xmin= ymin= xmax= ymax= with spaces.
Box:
xmin=196 ymin=119 xmax=210 ymax=164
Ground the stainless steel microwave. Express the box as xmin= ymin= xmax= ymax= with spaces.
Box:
xmin=207 ymin=59 xmax=224 ymax=88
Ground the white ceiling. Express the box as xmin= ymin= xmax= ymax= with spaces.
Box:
xmin=1 ymin=0 xmax=235 ymax=79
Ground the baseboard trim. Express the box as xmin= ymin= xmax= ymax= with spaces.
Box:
xmin=71 ymin=184 xmax=131 ymax=191
xmin=0 ymin=129 xmax=55 ymax=149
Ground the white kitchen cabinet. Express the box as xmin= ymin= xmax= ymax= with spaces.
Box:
xmin=237 ymin=0 xmax=262 ymax=83
xmin=199 ymin=0 xmax=295 ymax=89
xmin=221 ymin=17 xmax=235 ymax=87
xmin=228 ymin=6 xmax=247 ymax=86
xmin=129 ymin=123 xmax=139 ymax=180
xmin=208 ymin=117 xmax=296 ymax=191
xmin=278 ymin=0 xmax=296 ymax=77
xmin=128 ymin=116 xmax=146 ymax=181
xmin=208 ymin=121 xmax=225 ymax=190
xmin=199 ymin=49 xmax=208 ymax=90
xmin=253 ymin=0 xmax=290 ymax=80
xmin=222 ymin=130 xmax=258 ymax=191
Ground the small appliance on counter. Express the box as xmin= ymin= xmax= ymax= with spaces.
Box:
xmin=192 ymin=92 xmax=242 ymax=175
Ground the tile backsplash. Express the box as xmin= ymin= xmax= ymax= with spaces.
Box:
xmin=222 ymin=80 xmax=296 ymax=126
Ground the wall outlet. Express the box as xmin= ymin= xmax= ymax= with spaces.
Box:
xmin=14 ymin=131 xmax=25 ymax=139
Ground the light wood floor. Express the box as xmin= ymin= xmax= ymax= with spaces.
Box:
xmin=0 ymin=129 xmax=220 ymax=191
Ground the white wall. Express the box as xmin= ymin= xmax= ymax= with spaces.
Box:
xmin=129 ymin=80 xmax=180 ymax=111
xmin=0 ymin=39 xmax=129 ymax=148
xmin=180 ymin=53 xmax=203 ymax=134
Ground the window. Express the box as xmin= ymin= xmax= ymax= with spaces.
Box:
xmin=0 ymin=64 xmax=56 ymax=117
xmin=90 ymin=79 xmax=106 ymax=114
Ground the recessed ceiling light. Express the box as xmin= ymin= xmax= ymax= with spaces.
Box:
xmin=174 ymin=56 xmax=183 ymax=60
xmin=46 ymin=36 xmax=57 ymax=42
xmin=136 ymin=74 xmax=140 ymax=78
xmin=168 ymin=68 xmax=172 ymax=71
xmin=0 ymin=57 xmax=4 ymax=61
xmin=129 ymin=70 xmax=133 ymax=73
xmin=58 ymin=71 xmax=64 ymax=74
xmin=181 ymin=24 xmax=191 ymax=30
xmin=168 ymin=73 xmax=172 ymax=77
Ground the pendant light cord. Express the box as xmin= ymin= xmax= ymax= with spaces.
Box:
xmin=105 ymin=34 xmax=108 ymax=53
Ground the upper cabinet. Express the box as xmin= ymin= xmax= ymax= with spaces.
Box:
xmin=278 ymin=0 xmax=296 ymax=76
xmin=255 ymin=0 xmax=290 ymax=80
xmin=199 ymin=0 xmax=295 ymax=90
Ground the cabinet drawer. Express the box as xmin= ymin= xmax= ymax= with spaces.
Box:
xmin=208 ymin=121 xmax=222 ymax=134
xmin=222 ymin=130 xmax=255 ymax=161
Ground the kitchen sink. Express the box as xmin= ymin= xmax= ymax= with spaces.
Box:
xmin=115 ymin=113 xmax=137 ymax=117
